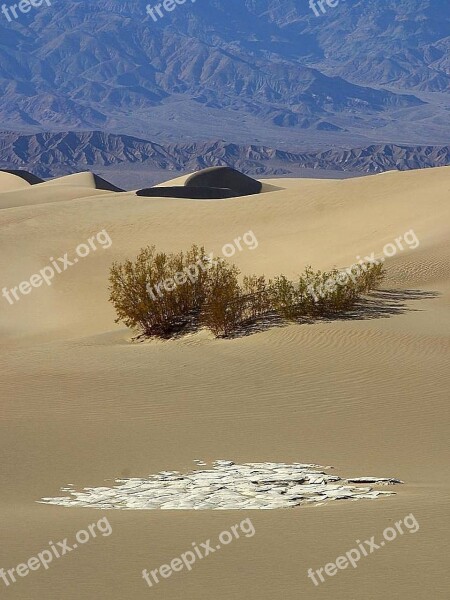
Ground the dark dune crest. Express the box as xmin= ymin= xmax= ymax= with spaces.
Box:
xmin=136 ymin=186 xmax=237 ymax=199
xmin=185 ymin=167 xmax=262 ymax=197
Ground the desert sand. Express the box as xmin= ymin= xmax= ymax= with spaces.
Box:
xmin=0 ymin=167 xmax=449 ymax=599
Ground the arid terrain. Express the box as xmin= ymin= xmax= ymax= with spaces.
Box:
xmin=0 ymin=167 xmax=449 ymax=599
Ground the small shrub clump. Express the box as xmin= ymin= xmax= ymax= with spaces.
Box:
xmin=109 ymin=245 xmax=209 ymax=337
xmin=201 ymin=259 xmax=244 ymax=337
xmin=109 ymin=245 xmax=385 ymax=339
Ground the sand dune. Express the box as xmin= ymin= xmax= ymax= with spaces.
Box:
xmin=0 ymin=167 xmax=449 ymax=599
xmin=0 ymin=171 xmax=31 ymax=192
xmin=0 ymin=184 xmax=112 ymax=210
xmin=37 ymin=172 xmax=100 ymax=188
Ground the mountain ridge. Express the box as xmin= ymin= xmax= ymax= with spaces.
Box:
xmin=0 ymin=0 xmax=448 ymax=147
xmin=1 ymin=131 xmax=449 ymax=188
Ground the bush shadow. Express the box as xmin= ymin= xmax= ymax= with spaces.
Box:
xmin=224 ymin=288 xmax=440 ymax=339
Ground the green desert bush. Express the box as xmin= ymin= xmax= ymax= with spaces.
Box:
xmin=296 ymin=266 xmax=320 ymax=315
xmin=356 ymin=262 xmax=386 ymax=293
xmin=109 ymin=247 xmax=385 ymax=339
xmin=268 ymin=275 xmax=299 ymax=320
xmin=242 ymin=274 xmax=271 ymax=321
xmin=109 ymin=245 xmax=209 ymax=337
xmin=316 ymin=267 xmax=358 ymax=313
xmin=201 ymin=259 xmax=245 ymax=337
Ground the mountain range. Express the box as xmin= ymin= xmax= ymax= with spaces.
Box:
xmin=1 ymin=131 xmax=449 ymax=188
xmin=0 ymin=0 xmax=449 ymax=147
xmin=0 ymin=0 xmax=449 ymax=178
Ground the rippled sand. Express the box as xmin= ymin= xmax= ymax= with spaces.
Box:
xmin=1 ymin=167 xmax=449 ymax=599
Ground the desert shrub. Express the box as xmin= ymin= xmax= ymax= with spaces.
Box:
xmin=172 ymin=244 xmax=211 ymax=313
xmin=356 ymin=262 xmax=386 ymax=294
xmin=109 ymin=246 xmax=386 ymax=339
xmin=318 ymin=268 xmax=359 ymax=313
xmin=295 ymin=267 xmax=319 ymax=315
xmin=294 ymin=266 xmax=334 ymax=315
xmin=200 ymin=259 xmax=244 ymax=337
xmin=268 ymin=275 xmax=298 ymax=320
xmin=297 ymin=262 xmax=385 ymax=315
xmin=242 ymin=275 xmax=271 ymax=321
xmin=109 ymin=245 xmax=209 ymax=337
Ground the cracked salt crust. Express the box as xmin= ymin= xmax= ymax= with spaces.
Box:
xmin=38 ymin=460 xmax=403 ymax=510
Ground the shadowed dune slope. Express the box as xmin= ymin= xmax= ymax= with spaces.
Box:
xmin=0 ymin=169 xmax=44 ymax=185
xmin=37 ymin=171 xmax=124 ymax=192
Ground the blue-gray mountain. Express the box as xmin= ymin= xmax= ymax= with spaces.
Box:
xmin=0 ymin=0 xmax=448 ymax=147
xmin=1 ymin=131 xmax=449 ymax=189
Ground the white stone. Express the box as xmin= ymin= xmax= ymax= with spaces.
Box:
xmin=38 ymin=460 xmax=400 ymax=510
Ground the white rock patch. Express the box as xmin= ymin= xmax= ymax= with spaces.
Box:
xmin=38 ymin=461 xmax=403 ymax=510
